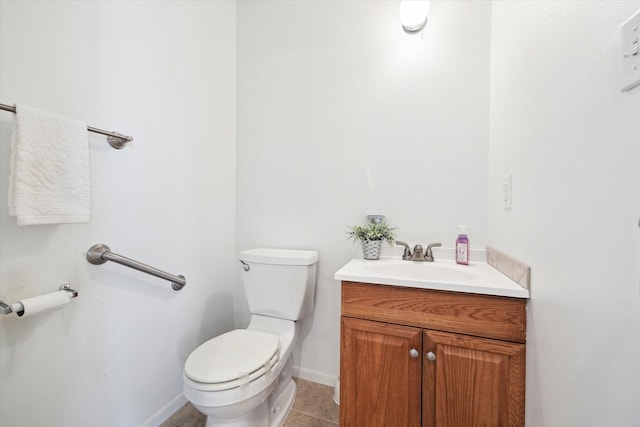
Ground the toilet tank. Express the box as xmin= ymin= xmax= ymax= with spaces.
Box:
xmin=240 ymin=248 xmax=318 ymax=321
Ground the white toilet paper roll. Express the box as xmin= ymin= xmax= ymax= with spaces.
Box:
xmin=14 ymin=290 xmax=72 ymax=318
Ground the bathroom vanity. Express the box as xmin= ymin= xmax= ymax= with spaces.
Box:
xmin=335 ymin=257 xmax=529 ymax=427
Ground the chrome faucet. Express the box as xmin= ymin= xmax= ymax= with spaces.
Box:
xmin=411 ymin=244 xmax=425 ymax=261
xmin=396 ymin=241 xmax=442 ymax=262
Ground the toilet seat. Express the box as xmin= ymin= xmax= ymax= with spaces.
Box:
xmin=184 ymin=329 xmax=279 ymax=392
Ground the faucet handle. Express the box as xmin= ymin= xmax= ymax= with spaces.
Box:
xmin=396 ymin=241 xmax=412 ymax=260
xmin=425 ymin=242 xmax=442 ymax=262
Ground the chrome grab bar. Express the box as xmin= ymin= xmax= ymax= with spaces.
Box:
xmin=86 ymin=244 xmax=186 ymax=291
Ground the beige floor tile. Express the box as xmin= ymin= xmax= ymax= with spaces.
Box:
xmin=159 ymin=402 xmax=205 ymax=427
xmin=283 ymin=410 xmax=339 ymax=427
xmin=292 ymin=378 xmax=339 ymax=423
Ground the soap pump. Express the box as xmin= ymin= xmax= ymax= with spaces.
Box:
xmin=455 ymin=225 xmax=469 ymax=265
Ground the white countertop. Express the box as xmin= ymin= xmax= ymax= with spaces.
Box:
xmin=334 ymin=257 xmax=530 ymax=299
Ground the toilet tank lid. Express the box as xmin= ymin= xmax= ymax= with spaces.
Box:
xmin=240 ymin=248 xmax=318 ymax=266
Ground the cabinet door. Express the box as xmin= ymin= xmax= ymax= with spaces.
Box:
xmin=341 ymin=317 xmax=422 ymax=427
xmin=423 ymin=330 xmax=525 ymax=427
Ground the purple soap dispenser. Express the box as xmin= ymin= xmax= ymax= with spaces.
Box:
xmin=455 ymin=225 xmax=469 ymax=265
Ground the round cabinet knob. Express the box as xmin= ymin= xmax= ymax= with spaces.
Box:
xmin=409 ymin=348 xmax=419 ymax=358
xmin=427 ymin=351 xmax=436 ymax=361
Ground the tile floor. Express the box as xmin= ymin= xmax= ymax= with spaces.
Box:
xmin=160 ymin=378 xmax=339 ymax=427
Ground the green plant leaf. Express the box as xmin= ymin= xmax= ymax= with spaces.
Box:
xmin=346 ymin=222 xmax=396 ymax=246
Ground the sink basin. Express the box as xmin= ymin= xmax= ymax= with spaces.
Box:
xmin=363 ymin=259 xmax=477 ymax=283
xmin=334 ymin=257 xmax=529 ymax=298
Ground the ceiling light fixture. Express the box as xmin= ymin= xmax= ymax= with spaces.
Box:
xmin=399 ymin=0 xmax=430 ymax=34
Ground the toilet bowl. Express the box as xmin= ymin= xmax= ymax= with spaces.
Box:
xmin=183 ymin=248 xmax=318 ymax=427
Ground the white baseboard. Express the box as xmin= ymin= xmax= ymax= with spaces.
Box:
xmin=139 ymin=392 xmax=187 ymax=427
xmin=293 ymin=366 xmax=337 ymax=388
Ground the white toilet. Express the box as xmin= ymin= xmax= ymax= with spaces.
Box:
xmin=183 ymin=248 xmax=318 ymax=427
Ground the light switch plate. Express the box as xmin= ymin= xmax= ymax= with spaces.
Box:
xmin=503 ymin=174 xmax=512 ymax=210
xmin=621 ymin=9 xmax=640 ymax=92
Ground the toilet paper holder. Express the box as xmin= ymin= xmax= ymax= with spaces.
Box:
xmin=0 ymin=284 xmax=78 ymax=315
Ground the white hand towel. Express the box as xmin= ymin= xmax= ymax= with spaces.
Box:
xmin=8 ymin=104 xmax=90 ymax=225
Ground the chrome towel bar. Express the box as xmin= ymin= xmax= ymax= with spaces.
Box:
xmin=0 ymin=103 xmax=133 ymax=149
xmin=86 ymin=244 xmax=186 ymax=291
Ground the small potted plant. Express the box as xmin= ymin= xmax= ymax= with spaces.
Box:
xmin=347 ymin=221 xmax=396 ymax=260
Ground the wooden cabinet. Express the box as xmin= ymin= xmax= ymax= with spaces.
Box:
xmin=341 ymin=317 xmax=422 ymax=427
xmin=423 ymin=330 xmax=525 ymax=427
xmin=340 ymin=281 xmax=527 ymax=427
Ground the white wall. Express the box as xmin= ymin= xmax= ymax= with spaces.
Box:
xmin=0 ymin=1 xmax=236 ymax=426
xmin=236 ymin=0 xmax=491 ymax=384
xmin=8 ymin=2 xmax=634 ymax=425
xmin=489 ymin=1 xmax=640 ymax=425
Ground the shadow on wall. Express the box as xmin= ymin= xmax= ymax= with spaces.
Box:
xmin=196 ymin=291 xmax=235 ymax=346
